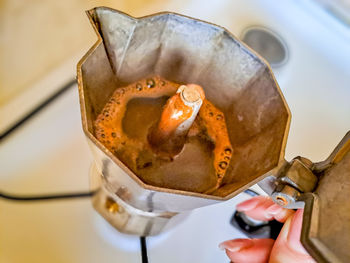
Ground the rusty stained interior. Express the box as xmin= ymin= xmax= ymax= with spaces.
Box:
xmin=79 ymin=7 xmax=290 ymax=198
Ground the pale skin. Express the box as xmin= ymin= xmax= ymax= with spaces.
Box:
xmin=219 ymin=196 xmax=316 ymax=263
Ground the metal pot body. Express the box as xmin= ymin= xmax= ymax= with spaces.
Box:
xmin=77 ymin=7 xmax=290 ymax=235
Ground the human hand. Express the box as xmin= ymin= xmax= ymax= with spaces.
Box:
xmin=219 ymin=196 xmax=315 ymax=263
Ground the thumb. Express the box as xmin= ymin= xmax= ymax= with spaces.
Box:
xmin=219 ymin=238 xmax=274 ymax=263
xmin=269 ymin=209 xmax=315 ymax=263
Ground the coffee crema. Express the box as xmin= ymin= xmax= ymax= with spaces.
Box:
xmin=94 ymin=76 xmax=232 ymax=194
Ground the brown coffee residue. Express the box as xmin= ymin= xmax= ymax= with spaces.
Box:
xmin=94 ymin=76 xmax=232 ymax=193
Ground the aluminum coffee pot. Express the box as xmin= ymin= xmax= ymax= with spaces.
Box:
xmin=77 ymin=7 xmax=349 ymax=263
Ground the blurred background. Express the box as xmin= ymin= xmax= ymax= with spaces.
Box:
xmin=0 ymin=0 xmax=349 ymax=262
xmin=0 ymin=0 xmax=180 ymax=133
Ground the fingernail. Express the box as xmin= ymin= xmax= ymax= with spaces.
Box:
xmin=219 ymin=239 xmax=254 ymax=252
xmin=236 ymin=198 xmax=260 ymax=212
xmin=266 ymin=204 xmax=282 ymax=215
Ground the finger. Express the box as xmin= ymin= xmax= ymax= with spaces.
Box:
xmin=243 ymin=197 xmax=276 ymax=221
xmin=236 ymin=196 xmax=272 ymax=212
xmin=237 ymin=196 xmax=294 ymax=222
xmin=265 ymin=204 xmax=295 ymax=223
xmin=219 ymin=238 xmax=274 ymax=263
xmin=287 ymin=209 xmax=312 ymax=254
xmin=269 ymin=209 xmax=316 ymax=263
